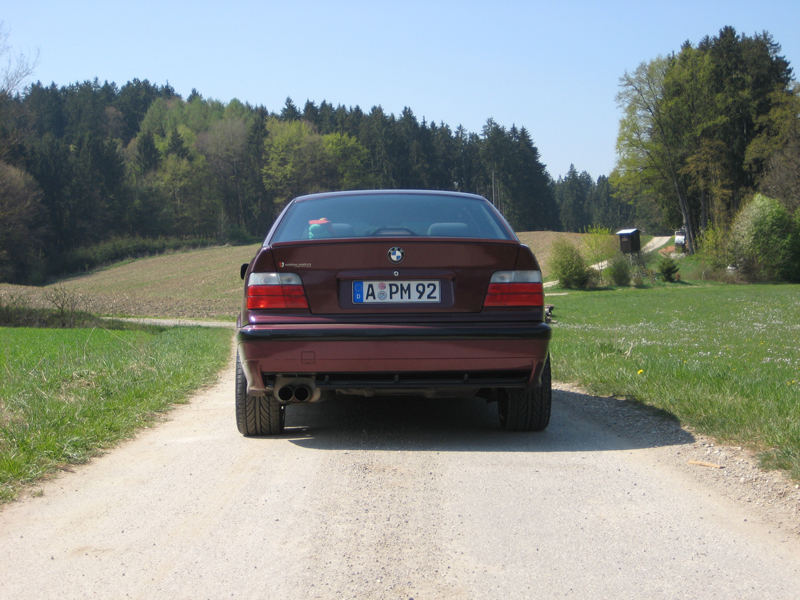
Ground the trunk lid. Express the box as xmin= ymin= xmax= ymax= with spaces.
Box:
xmin=270 ymin=239 xmax=521 ymax=314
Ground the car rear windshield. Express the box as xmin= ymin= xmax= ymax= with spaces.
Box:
xmin=270 ymin=193 xmax=514 ymax=242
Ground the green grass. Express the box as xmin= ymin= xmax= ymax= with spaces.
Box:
xmin=549 ymin=283 xmax=800 ymax=477
xmin=0 ymin=325 xmax=232 ymax=502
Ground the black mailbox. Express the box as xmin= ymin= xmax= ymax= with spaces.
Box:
xmin=616 ymin=228 xmax=641 ymax=254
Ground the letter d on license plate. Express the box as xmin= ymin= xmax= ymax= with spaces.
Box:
xmin=353 ymin=280 xmax=440 ymax=303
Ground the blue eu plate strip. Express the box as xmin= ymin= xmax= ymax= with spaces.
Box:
xmin=352 ymin=281 xmax=364 ymax=303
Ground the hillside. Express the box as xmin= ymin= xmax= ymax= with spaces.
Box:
xmin=0 ymin=232 xmax=586 ymax=319
xmin=0 ymin=245 xmax=259 ymax=320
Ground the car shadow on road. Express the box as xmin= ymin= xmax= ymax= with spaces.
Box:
xmin=271 ymin=388 xmax=695 ymax=453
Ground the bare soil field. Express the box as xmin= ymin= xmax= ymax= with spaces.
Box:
xmin=0 ymin=244 xmax=260 ymax=320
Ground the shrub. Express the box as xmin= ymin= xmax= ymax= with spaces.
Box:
xmin=583 ymin=225 xmax=618 ymax=267
xmin=551 ymin=239 xmax=591 ymax=289
xmin=223 ymin=224 xmax=259 ymax=245
xmin=59 ymin=236 xmax=214 ymax=275
xmin=0 ymin=289 xmax=99 ymax=328
xmin=0 ymin=292 xmax=31 ymax=325
xmin=605 ymin=252 xmax=631 ymax=286
xmin=697 ymin=223 xmax=734 ymax=272
xmin=44 ymin=286 xmax=84 ymax=328
xmin=730 ymin=194 xmax=799 ymax=281
xmin=658 ymin=256 xmax=679 ymax=282
xmin=630 ymin=254 xmax=651 ymax=287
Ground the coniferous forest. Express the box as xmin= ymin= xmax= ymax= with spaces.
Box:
xmin=0 ymin=26 xmax=798 ymax=284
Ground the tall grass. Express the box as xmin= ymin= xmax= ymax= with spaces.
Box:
xmin=0 ymin=325 xmax=232 ymax=502
xmin=550 ymin=284 xmax=800 ymax=477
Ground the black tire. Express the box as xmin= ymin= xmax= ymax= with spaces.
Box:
xmin=498 ymin=356 xmax=551 ymax=432
xmin=235 ymin=352 xmax=285 ymax=436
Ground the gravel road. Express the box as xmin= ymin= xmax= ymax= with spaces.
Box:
xmin=2 ymin=350 xmax=799 ymax=599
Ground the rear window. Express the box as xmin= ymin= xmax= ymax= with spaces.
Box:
xmin=270 ymin=193 xmax=513 ymax=242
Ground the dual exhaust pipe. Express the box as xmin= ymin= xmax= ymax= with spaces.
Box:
xmin=277 ymin=383 xmax=312 ymax=402
xmin=273 ymin=376 xmax=321 ymax=403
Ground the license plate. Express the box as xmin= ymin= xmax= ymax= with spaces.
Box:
xmin=353 ymin=280 xmax=441 ymax=304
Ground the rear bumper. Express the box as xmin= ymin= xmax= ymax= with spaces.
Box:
xmin=237 ymin=321 xmax=551 ymax=395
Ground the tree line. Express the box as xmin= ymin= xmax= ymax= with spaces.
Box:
xmin=0 ymin=76 xmax=633 ymax=284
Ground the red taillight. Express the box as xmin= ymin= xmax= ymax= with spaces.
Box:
xmin=483 ymin=270 xmax=544 ymax=308
xmin=484 ymin=283 xmax=543 ymax=307
xmin=246 ymin=272 xmax=308 ymax=310
xmin=247 ymin=285 xmax=308 ymax=309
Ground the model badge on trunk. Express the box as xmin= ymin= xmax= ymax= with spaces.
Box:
xmin=388 ymin=247 xmax=405 ymax=263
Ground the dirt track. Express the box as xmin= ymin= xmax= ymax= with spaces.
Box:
xmin=2 ymin=349 xmax=800 ymax=599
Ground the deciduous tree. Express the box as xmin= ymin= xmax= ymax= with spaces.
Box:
xmin=614 ymin=27 xmax=795 ymax=252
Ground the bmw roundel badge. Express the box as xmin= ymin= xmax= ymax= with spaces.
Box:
xmin=388 ymin=247 xmax=405 ymax=264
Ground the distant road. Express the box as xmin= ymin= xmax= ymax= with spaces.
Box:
xmin=1 ymin=350 xmax=799 ymax=599
xmin=641 ymin=235 xmax=673 ymax=253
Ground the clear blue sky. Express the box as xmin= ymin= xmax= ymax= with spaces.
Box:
xmin=4 ymin=0 xmax=798 ymax=180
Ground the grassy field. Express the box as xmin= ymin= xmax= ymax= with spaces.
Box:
xmin=548 ymin=283 xmax=800 ymax=478
xmin=0 ymin=324 xmax=232 ymax=502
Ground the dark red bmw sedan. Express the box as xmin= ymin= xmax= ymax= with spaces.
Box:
xmin=236 ymin=190 xmax=551 ymax=435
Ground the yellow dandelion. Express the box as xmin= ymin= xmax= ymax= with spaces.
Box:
xmin=637 ymin=369 xmax=644 ymax=375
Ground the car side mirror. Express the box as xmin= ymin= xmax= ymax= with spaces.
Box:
xmin=240 ymin=263 xmax=249 ymax=280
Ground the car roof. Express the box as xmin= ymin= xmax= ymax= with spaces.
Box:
xmin=291 ymin=189 xmax=490 ymax=204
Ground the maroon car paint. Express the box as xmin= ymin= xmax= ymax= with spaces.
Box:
xmin=236 ymin=190 xmax=551 ymax=405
